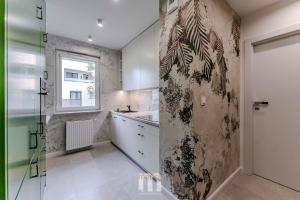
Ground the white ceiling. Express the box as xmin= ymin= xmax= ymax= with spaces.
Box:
xmin=226 ymin=0 xmax=281 ymax=16
xmin=46 ymin=0 xmax=159 ymax=50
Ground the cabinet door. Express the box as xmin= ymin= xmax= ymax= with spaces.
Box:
xmin=110 ymin=115 xmax=119 ymax=145
xmin=124 ymin=119 xmax=140 ymax=160
xmin=140 ymin=25 xmax=155 ymax=89
xmin=137 ymin=123 xmax=159 ymax=174
xmin=118 ymin=117 xmax=126 ymax=150
xmin=118 ymin=116 xmax=135 ymax=154
xmin=153 ymin=21 xmax=160 ymax=88
xmin=122 ymin=22 xmax=159 ymax=90
xmin=122 ymin=38 xmax=141 ymax=91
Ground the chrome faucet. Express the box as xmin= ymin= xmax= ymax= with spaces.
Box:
xmin=127 ymin=105 xmax=131 ymax=111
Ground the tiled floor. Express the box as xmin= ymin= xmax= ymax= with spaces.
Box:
xmin=45 ymin=142 xmax=167 ymax=200
xmin=45 ymin=142 xmax=300 ymax=200
xmin=215 ymin=174 xmax=300 ymax=200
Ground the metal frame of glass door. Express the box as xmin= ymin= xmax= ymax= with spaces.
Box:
xmin=0 ymin=0 xmax=6 ymax=199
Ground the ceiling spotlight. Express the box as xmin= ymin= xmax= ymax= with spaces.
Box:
xmin=88 ymin=35 xmax=93 ymax=42
xmin=97 ymin=19 xmax=103 ymax=27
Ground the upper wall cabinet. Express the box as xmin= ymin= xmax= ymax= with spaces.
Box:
xmin=122 ymin=21 xmax=159 ymax=91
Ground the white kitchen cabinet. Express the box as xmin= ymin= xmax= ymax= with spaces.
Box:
xmin=122 ymin=21 xmax=159 ymax=90
xmin=122 ymin=39 xmax=141 ymax=91
xmin=140 ymin=24 xmax=155 ymax=89
xmin=110 ymin=114 xmax=159 ymax=175
xmin=136 ymin=122 xmax=159 ymax=174
xmin=153 ymin=21 xmax=160 ymax=88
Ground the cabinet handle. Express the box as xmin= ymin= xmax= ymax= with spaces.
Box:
xmin=113 ymin=116 xmax=117 ymax=119
xmin=138 ymin=125 xmax=144 ymax=128
xmin=30 ymin=161 xmax=39 ymax=179
xmin=122 ymin=119 xmax=126 ymax=122
xmin=29 ymin=131 xmax=38 ymax=149
xmin=36 ymin=6 xmax=43 ymax=20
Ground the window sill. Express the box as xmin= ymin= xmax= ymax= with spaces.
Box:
xmin=54 ymin=109 xmax=102 ymax=115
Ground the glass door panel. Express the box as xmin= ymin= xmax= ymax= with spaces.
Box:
xmin=6 ymin=0 xmax=45 ymax=199
xmin=16 ymin=158 xmax=40 ymax=200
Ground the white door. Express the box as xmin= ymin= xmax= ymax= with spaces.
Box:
xmin=253 ymin=33 xmax=300 ymax=191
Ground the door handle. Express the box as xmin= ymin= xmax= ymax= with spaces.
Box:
xmin=38 ymin=92 xmax=48 ymax=95
xmin=253 ymin=101 xmax=269 ymax=111
xmin=254 ymin=101 xmax=269 ymax=106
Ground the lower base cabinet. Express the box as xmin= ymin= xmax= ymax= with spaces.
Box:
xmin=110 ymin=114 xmax=159 ymax=175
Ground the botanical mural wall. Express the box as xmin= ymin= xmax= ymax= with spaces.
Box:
xmin=159 ymin=0 xmax=240 ymax=199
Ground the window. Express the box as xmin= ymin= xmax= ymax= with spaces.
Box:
xmin=56 ymin=51 xmax=100 ymax=112
xmin=70 ymin=91 xmax=82 ymax=100
xmin=65 ymin=71 xmax=79 ymax=80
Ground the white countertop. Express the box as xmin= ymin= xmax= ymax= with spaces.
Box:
xmin=111 ymin=110 xmax=159 ymax=127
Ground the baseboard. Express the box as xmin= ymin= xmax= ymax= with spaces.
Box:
xmin=93 ymin=140 xmax=111 ymax=147
xmin=46 ymin=140 xmax=112 ymax=159
xmin=162 ymin=185 xmax=179 ymax=200
xmin=161 ymin=167 xmax=242 ymax=200
xmin=207 ymin=167 xmax=241 ymax=200
xmin=46 ymin=150 xmax=65 ymax=159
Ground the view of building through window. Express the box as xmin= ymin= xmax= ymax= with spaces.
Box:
xmin=61 ymin=58 xmax=96 ymax=108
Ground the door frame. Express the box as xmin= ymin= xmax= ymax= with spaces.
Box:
xmin=243 ymin=24 xmax=300 ymax=174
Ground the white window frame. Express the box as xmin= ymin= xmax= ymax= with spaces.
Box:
xmin=56 ymin=50 xmax=100 ymax=113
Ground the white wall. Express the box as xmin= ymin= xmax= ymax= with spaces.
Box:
xmin=242 ymin=0 xmax=300 ymax=40
xmin=240 ymin=0 xmax=300 ymax=172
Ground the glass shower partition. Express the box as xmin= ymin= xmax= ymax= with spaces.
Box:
xmin=6 ymin=0 xmax=46 ymax=199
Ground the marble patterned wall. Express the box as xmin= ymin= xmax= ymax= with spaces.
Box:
xmin=159 ymin=0 xmax=240 ymax=199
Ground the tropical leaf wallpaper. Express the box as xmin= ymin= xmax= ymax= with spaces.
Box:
xmin=159 ymin=0 xmax=241 ymax=199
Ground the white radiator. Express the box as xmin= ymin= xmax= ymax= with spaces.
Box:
xmin=66 ymin=120 xmax=94 ymax=151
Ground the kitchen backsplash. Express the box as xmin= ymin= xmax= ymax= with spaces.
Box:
xmin=126 ymin=89 xmax=159 ymax=112
xmin=106 ymin=89 xmax=159 ymax=112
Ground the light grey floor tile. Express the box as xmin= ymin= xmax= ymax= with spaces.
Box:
xmin=45 ymin=143 xmax=166 ymax=200
xmin=215 ymin=174 xmax=300 ymax=200
xmin=46 ymin=143 xmax=300 ymax=200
